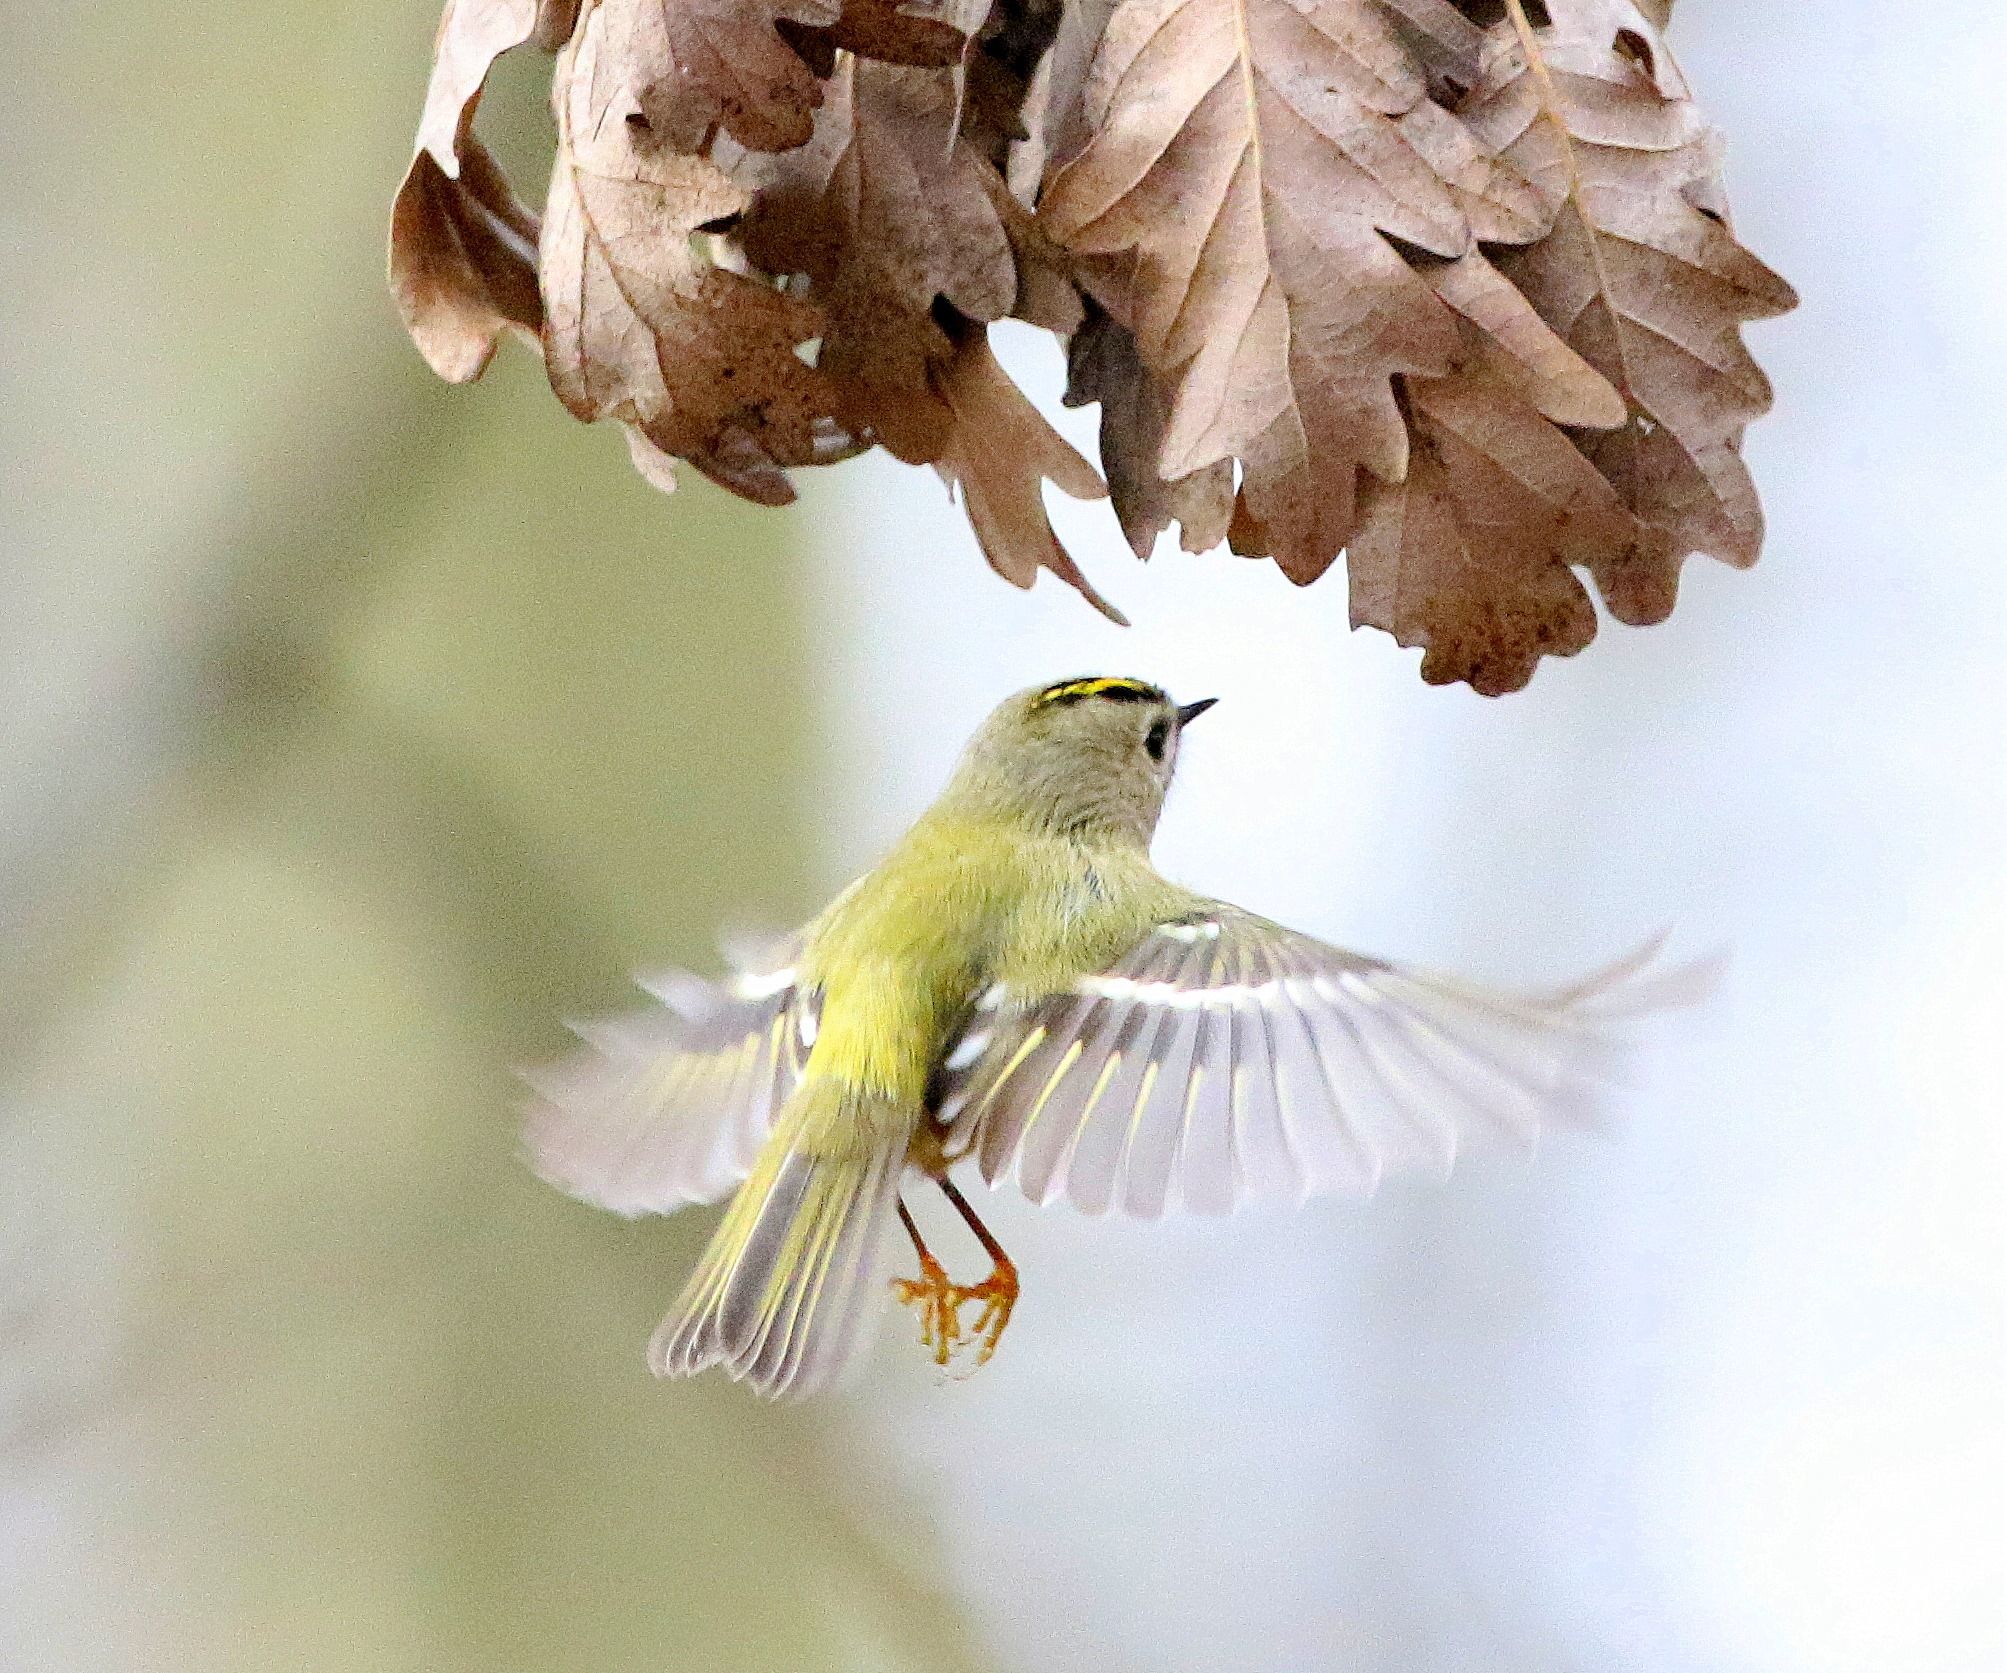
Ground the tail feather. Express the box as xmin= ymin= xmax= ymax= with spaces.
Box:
xmin=650 ymin=1138 xmax=903 ymax=1400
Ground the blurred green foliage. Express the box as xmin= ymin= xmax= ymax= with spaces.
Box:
xmin=1 ymin=4 xmax=985 ymax=1668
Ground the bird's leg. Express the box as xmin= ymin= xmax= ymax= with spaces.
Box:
xmin=890 ymin=1197 xmax=961 ymax=1365
xmin=894 ymin=1119 xmax=1017 ymax=1370
xmin=936 ymin=1176 xmax=1018 ymax=1366
xmin=904 ymin=1114 xmax=966 ymax=1175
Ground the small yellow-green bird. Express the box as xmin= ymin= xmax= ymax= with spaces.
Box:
xmin=525 ymin=676 xmax=1692 ymax=1399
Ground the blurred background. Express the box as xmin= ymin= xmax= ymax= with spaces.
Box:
xmin=1 ymin=2 xmax=1999 ymax=1670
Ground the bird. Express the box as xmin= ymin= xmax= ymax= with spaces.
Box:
xmin=522 ymin=676 xmax=1700 ymax=1399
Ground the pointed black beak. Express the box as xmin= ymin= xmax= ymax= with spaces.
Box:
xmin=1176 ymin=698 xmax=1218 ymax=727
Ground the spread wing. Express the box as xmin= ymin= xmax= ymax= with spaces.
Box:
xmin=939 ymin=910 xmax=1704 ymax=1218
xmin=522 ymin=936 xmax=817 ymax=1217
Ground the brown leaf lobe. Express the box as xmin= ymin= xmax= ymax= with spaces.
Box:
xmin=541 ymin=13 xmax=836 ymax=500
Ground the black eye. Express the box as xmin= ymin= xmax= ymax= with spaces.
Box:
xmin=1144 ymin=718 xmax=1170 ymax=762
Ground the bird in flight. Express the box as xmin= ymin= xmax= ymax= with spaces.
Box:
xmin=524 ymin=677 xmax=1698 ymax=1397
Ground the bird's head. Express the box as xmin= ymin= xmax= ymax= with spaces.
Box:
xmin=943 ymin=676 xmax=1217 ymax=843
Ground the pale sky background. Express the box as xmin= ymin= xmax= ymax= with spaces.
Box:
xmin=802 ymin=3 xmax=2005 ymax=1669
xmin=1 ymin=1 xmax=2000 ymax=1670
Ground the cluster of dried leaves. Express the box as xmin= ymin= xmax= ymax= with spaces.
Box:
xmin=391 ymin=0 xmax=1794 ymax=692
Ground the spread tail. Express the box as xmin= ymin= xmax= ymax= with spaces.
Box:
xmin=650 ymin=1130 xmax=904 ymax=1399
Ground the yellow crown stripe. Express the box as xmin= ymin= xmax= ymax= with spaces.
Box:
xmin=1033 ymin=676 xmax=1159 ymax=708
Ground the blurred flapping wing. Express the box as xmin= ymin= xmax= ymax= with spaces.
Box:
xmin=522 ymin=938 xmax=816 ymax=1216
xmin=941 ymin=910 xmax=1701 ymax=1218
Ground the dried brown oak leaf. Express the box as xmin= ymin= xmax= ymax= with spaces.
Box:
xmin=739 ymin=59 xmax=1018 ymax=461
xmin=581 ymin=0 xmax=833 ymax=153
xmin=784 ymin=0 xmax=969 ymax=71
xmin=577 ymin=0 xmax=971 ymax=157
xmin=1063 ymin=302 xmax=1232 ymax=559
xmin=1465 ymin=0 xmax=1798 ymax=620
xmin=388 ymin=0 xmax=1790 ymax=696
xmin=390 ymin=0 xmax=579 ymax=382
xmin=1039 ymin=0 xmax=1552 ymax=583
xmin=934 ymin=330 xmax=1123 ymax=621
xmin=1350 ymin=252 xmax=1647 ymax=693
xmin=983 ymin=183 xmax=1088 ymax=335
xmin=1375 ymin=0 xmax=1486 ymax=89
xmin=740 ymin=59 xmax=1116 ymax=612
xmin=542 ymin=10 xmax=836 ymax=504
xmin=1007 ymin=0 xmax=1115 ymax=199
xmin=393 ymin=138 xmax=545 ymax=384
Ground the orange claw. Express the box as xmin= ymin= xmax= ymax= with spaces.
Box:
xmin=891 ymin=1181 xmax=1021 ymax=1374
xmin=936 ymin=1175 xmax=1017 ymax=1365
xmin=891 ymin=1248 xmax=963 ymax=1366
xmin=951 ymin=1259 xmax=1017 ymax=1368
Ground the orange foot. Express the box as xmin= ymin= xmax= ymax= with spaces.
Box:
xmin=951 ymin=1260 xmax=1018 ymax=1369
xmin=891 ymin=1250 xmax=962 ymax=1366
